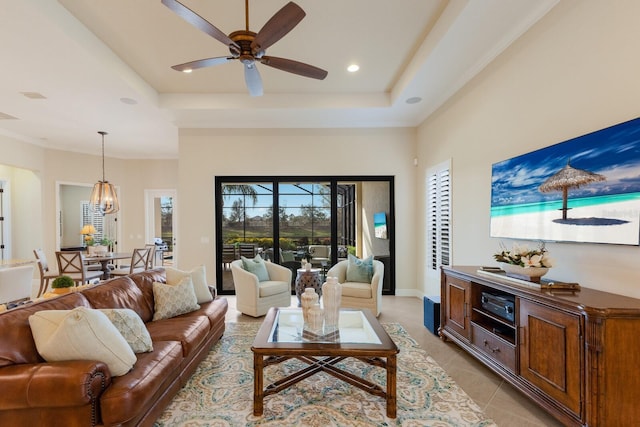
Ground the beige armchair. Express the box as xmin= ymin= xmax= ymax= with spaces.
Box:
xmin=230 ymin=259 xmax=292 ymax=317
xmin=326 ymin=259 xmax=384 ymax=316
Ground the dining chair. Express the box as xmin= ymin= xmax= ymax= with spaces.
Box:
xmin=222 ymin=244 xmax=237 ymax=270
xmin=110 ymin=248 xmax=151 ymax=277
xmin=55 ymin=251 xmax=103 ymax=286
xmin=33 ymin=248 xmax=59 ymax=297
xmin=238 ymin=243 xmax=256 ymax=259
xmin=145 ymin=244 xmax=156 ymax=269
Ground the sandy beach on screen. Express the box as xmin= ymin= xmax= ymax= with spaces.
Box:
xmin=491 ymin=199 xmax=640 ymax=245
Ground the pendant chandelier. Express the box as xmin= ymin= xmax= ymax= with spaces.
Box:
xmin=90 ymin=131 xmax=120 ymax=215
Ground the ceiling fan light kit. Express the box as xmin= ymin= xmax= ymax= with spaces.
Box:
xmin=161 ymin=0 xmax=327 ymax=96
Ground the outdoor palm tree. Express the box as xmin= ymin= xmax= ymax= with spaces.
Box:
xmin=221 ymin=184 xmax=258 ymax=206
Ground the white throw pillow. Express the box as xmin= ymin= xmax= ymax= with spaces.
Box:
xmin=152 ymin=276 xmax=200 ymax=321
xmin=165 ymin=265 xmax=213 ymax=304
xmin=99 ymin=308 xmax=153 ymax=353
xmin=28 ymin=307 xmax=136 ymax=377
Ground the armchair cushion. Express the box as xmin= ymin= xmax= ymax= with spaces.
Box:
xmin=259 ymin=281 xmax=290 ymax=297
xmin=346 ymin=254 xmax=374 ymax=283
xmin=341 ymin=282 xmax=373 ymax=299
xmin=241 ymin=255 xmax=269 ymax=282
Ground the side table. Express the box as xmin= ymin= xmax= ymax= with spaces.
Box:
xmin=295 ymin=268 xmax=322 ymax=306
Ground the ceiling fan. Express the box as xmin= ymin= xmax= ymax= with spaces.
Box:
xmin=161 ymin=0 xmax=328 ymax=96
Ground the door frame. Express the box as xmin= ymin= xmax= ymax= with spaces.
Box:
xmin=56 ymin=181 xmax=121 ymax=251
xmin=144 ymin=189 xmax=178 ymax=266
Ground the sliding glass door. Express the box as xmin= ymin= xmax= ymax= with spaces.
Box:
xmin=215 ymin=176 xmax=394 ymax=296
xmin=278 ymin=182 xmax=331 ymax=255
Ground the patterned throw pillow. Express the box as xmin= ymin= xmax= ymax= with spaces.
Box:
xmin=241 ymin=255 xmax=270 ymax=282
xmin=152 ymin=277 xmax=200 ymax=321
xmin=165 ymin=265 xmax=213 ymax=304
xmin=346 ymin=254 xmax=374 ymax=283
xmin=100 ymin=308 xmax=153 ymax=353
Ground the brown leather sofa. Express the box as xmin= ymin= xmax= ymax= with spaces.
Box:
xmin=0 ymin=268 xmax=228 ymax=427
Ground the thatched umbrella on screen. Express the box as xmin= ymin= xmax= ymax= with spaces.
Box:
xmin=539 ymin=161 xmax=606 ymax=220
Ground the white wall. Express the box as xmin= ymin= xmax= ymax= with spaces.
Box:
xmin=177 ymin=127 xmax=417 ymax=293
xmin=0 ymin=165 xmax=41 ymax=260
xmin=416 ymin=0 xmax=640 ymax=298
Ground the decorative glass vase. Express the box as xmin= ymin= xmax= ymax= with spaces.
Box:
xmin=301 ymin=287 xmax=318 ymax=325
xmin=322 ymin=276 xmax=342 ymax=330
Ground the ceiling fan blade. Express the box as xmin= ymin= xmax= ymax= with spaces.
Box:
xmin=171 ymin=56 xmax=233 ymax=72
xmin=161 ymin=0 xmax=239 ymax=51
xmin=260 ymin=56 xmax=328 ymax=80
xmin=244 ymin=63 xmax=264 ymax=97
xmin=251 ymin=2 xmax=305 ymax=54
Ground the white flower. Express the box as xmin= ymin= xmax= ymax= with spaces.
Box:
xmin=493 ymin=241 xmax=553 ymax=268
xmin=522 ymin=254 xmax=542 ymax=268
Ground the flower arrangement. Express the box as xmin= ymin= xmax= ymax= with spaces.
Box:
xmin=493 ymin=242 xmax=554 ymax=268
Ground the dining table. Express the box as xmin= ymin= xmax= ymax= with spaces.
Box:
xmin=84 ymin=252 xmax=131 ymax=280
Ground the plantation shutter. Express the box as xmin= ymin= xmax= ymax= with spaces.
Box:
xmin=427 ymin=163 xmax=451 ymax=271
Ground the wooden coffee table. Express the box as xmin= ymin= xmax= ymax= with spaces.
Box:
xmin=251 ymin=307 xmax=399 ymax=417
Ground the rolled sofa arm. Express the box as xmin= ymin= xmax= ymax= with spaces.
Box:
xmin=0 ymin=361 xmax=111 ymax=409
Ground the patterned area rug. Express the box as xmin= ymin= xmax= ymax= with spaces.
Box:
xmin=155 ymin=322 xmax=496 ymax=426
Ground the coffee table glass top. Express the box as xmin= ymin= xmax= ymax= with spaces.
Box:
xmin=267 ymin=309 xmax=382 ymax=344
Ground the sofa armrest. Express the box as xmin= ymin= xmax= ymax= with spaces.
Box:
xmin=0 ymin=361 xmax=111 ymax=410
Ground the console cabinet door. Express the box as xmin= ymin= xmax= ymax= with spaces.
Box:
xmin=519 ymin=298 xmax=582 ymax=417
xmin=443 ymin=276 xmax=471 ymax=340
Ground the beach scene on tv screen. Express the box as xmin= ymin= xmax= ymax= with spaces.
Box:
xmin=490 ymin=117 xmax=640 ymax=245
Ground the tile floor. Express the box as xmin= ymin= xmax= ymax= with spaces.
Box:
xmin=224 ymin=294 xmax=564 ymax=427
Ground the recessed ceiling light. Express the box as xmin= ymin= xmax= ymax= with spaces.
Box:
xmin=406 ymin=97 xmax=422 ymax=104
xmin=347 ymin=64 xmax=360 ymax=73
xmin=120 ymin=97 xmax=138 ymax=105
xmin=182 ymin=69 xmax=193 ymax=73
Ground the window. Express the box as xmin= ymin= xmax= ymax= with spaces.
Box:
xmin=82 ymin=201 xmax=105 ymax=242
xmin=427 ymin=161 xmax=451 ymax=271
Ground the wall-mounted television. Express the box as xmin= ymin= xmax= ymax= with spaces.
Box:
xmin=490 ymin=117 xmax=640 ymax=245
xmin=374 ymin=212 xmax=387 ymax=239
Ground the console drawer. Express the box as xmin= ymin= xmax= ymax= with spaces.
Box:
xmin=471 ymin=323 xmax=516 ymax=373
